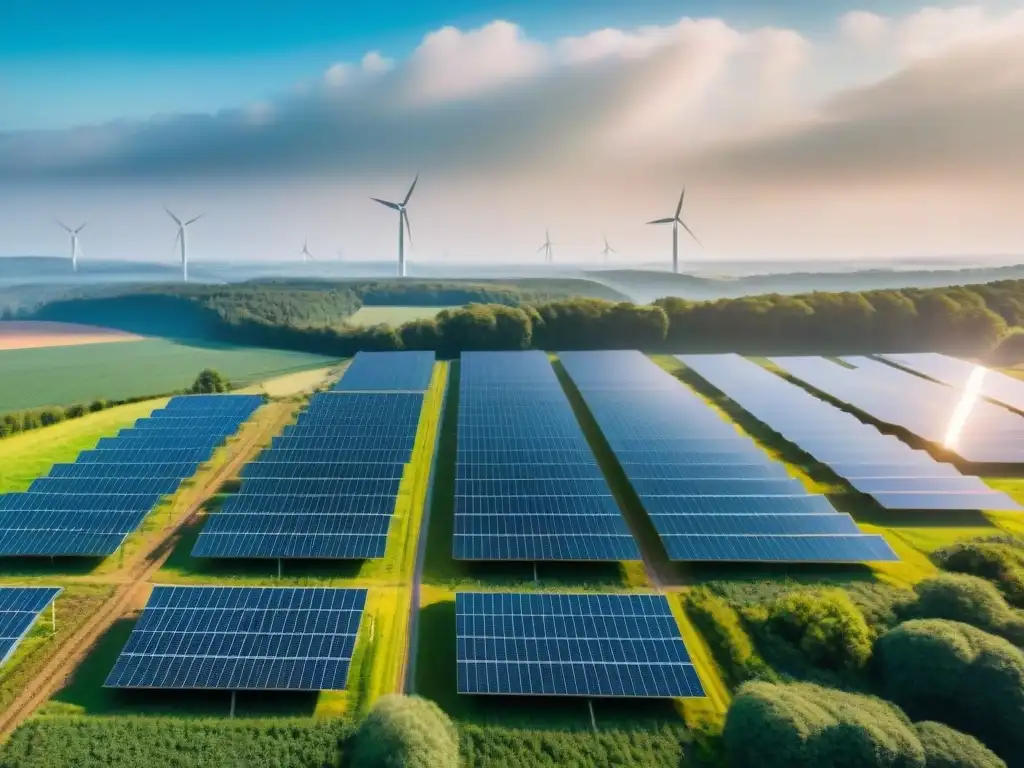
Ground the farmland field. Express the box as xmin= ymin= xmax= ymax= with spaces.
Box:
xmin=0 ymin=339 xmax=343 ymax=413
xmin=347 ymin=305 xmax=456 ymax=325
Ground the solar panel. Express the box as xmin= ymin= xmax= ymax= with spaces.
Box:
xmin=456 ymin=592 xmax=704 ymax=698
xmin=104 ymin=586 xmax=366 ymax=690
xmin=0 ymin=395 xmax=259 ymax=557
xmin=0 ymin=587 xmax=62 ymax=664
xmin=560 ymin=351 xmax=898 ymax=564
xmin=453 ymin=351 xmax=640 ymax=562
xmin=333 ymin=350 xmax=435 ymax=392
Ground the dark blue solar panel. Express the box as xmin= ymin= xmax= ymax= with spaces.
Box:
xmin=456 ymin=592 xmax=704 ymax=698
xmin=0 ymin=587 xmax=62 ymax=664
xmin=104 ymin=586 xmax=366 ymax=690
xmin=333 ymin=351 xmax=435 ymax=392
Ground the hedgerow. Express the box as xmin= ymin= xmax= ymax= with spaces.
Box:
xmin=685 ymin=588 xmax=773 ymax=687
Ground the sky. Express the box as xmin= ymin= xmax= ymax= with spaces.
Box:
xmin=1 ymin=0 xmax=1023 ymax=266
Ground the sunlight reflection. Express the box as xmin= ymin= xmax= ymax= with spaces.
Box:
xmin=943 ymin=364 xmax=987 ymax=449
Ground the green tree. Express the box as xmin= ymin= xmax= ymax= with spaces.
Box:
xmin=349 ymin=694 xmax=459 ymax=768
xmin=189 ymin=368 xmax=230 ymax=394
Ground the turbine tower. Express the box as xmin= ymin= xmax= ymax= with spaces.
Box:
xmin=371 ymin=174 xmax=418 ymax=277
xmin=647 ymin=186 xmax=701 ymax=274
xmin=56 ymin=220 xmax=86 ymax=272
xmin=601 ymin=234 xmax=616 ymax=264
xmin=301 ymin=238 xmax=314 ymax=263
xmin=165 ymin=207 xmax=203 ymax=282
xmin=537 ymin=229 xmax=553 ymax=264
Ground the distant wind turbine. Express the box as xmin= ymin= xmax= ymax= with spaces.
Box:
xmin=601 ymin=234 xmax=616 ymax=264
xmin=371 ymin=174 xmax=418 ymax=277
xmin=647 ymin=186 xmax=701 ymax=274
xmin=56 ymin=220 xmax=86 ymax=272
xmin=537 ymin=229 xmax=553 ymax=264
xmin=165 ymin=207 xmax=204 ymax=282
xmin=300 ymin=238 xmax=315 ymax=263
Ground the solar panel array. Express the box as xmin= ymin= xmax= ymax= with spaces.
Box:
xmin=770 ymin=355 xmax=1024 ymax=468
xmin=0 ymin=395 xmax=261 ymax=557
xmin=682 ymin=354 xmax=1022 ymax=512
xmin=881 ymin=352 xmax=1024 ymax=417
xmin=454 ymin=351 xmax=640 ymax=561
xmin=105 ymin=586 xmax=366 ymax=690
xmin=560 ymin=351 xmax=896 ymax=562
xmin=456 ymin=592 xmax=704 ymax=697
xmin=194 ymin=352 xmax=434 ymax=559
xmin=332 ymin=350 xmax=435 ymax=392
xmin=0 ymin=587 xmax=62 ymax=665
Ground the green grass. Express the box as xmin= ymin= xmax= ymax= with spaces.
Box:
xmin=0 ymin=399 xmax=165 ymax=492
xmin=0 ymin=339 xmax=342 ymax=413
xmin=347 ymin=306 xmax=455 ymax=325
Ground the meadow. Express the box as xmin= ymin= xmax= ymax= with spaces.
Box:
xmin=0 ymin=339 xmax=342 ymax=413
xmin=347 ymin=305 xmax=455 ymax=326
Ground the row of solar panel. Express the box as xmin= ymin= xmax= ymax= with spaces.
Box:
xmin=99 ymin=586 xmax=705 ymax=699
xmin=560 ymin=351 xmax=898 ymax=564
xmin=0 ymin=587 xmax=62 ymax=664
xmin=332 ymin=350 xmax=435 ymax=392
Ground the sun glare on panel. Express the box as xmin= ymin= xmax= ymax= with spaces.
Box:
xmin=943 ymin=364 xmax=987 ymax=449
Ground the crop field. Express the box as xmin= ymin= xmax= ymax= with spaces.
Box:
xmin=3 ymin=351 xmax=1024 ymax=768
xmin=347 ymin=305 xmax=456 ymax=326
xmin=0 ymin=339 xmax=343 ymax=413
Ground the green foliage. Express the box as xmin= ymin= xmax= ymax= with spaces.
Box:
xmin=0 ymin=716 xmax=348 ymax=768
xmin=745 ymin=589 xmax=873 ymax=674
xmin=933 ymin=536 xmax=1024 ymax=608
xmin=349 ymin=694 xmax=460 ymax=768
xmin=458 ymin=724 xmax=692 ymax=768
xmin=914 ymin=721 xmax=1007 ymax=768
xmin=188 ymin=368 xmax=230 ymax=394
xmin=990 ymin=327 xmax=1024 ymax=364
xmin=876 ymin=619 xmax=1024 ymax=764
xmin=908 ymin=573 xmax=1024 ymax=645
xmin=686 ymin=588 xmax=773 ymax=686
xmin=723 ymin=681 xmax=925 ymax=768
xmin=1 ymin=395 xmax=157 ymax=439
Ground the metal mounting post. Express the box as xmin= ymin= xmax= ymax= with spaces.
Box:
xmin=277 ymin=558 xmax=282 ymax=579
xmin=533 ymin=562 xmax=539 ymax=584
xmin=588 ymin=699 xmax=597 ymax=731
xmin=230 ymin=690 xmax=236 ymax=718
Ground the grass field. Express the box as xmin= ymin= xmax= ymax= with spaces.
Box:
xmin=347 ymin=306 xmax=456 ymax=326
xmin=0 ymin=339 xmax=342 ymax=413
xmin=0 ymin=399 xmax=166 ymax=492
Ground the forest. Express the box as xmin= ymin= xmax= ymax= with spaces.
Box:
xmin=25 ymin=278 xmax=1024 ymax=362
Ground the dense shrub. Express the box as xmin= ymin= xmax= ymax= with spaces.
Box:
xmin=459 ymin=724 xmax=692 ymax=768
xmin=933 ymin=537 xmax=1024 ymax=608
xmin=723 ymin=681 xmax=925 ymax=768
xmin=188 ymin=368 xmax=230 ymax=394
xmin=908 ymin=574 xmax=1024 ymax=645
xmin=0 ymin=716 xmax=348 ymax=768
xmin=989 ymin=328 xmax=1024 ymax=364
xmin=1 ymin=394 xmax=166 ymax=441
xmin=685 ymin=588 xmax=773 ymax=686
xmin=875 ymin=619 xmax=1024 ymax=764
xmin=745 ymin=589 xmax=873 ymax=673
xmin=349 ymin=694 xmax=459 ymax=768
xmin=915 ymin=721 xmax=1006 ymax=768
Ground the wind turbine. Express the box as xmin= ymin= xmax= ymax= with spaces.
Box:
xmin=165 ymin=207 xmax=203 ymax=282
xmin=537 ymin=229 xmax=553 ymax=264
xmin=56 ymin=220 xmax=86 ymax=272
xmin=371 ymin=174 xmax=418 ymax=277
xmin=601 ymin=234 xmax=616 ymax=264
xmin=300 ymin=238 xmax=314 ymax=263
xmin=647 ymin=186 xmax=701 ymax=274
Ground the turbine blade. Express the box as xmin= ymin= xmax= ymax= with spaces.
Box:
xmin=675 ymin=186 xmax=686 ymax=218
xmin=403 ymin=173 xmax=419 ymax=206
xmin=55 ymin=219 xmax=72 ymax=233
xmin=185 ymin=213 xmax=204 ymax=226
xmin=403 ymin=209 xmax=413 ymax=246
xmin=75 ymin=222 xmax=87 ymax=234
xmin=647 ymin=218 xmax=675 ymax=225
xmin=537 ymin=244 xmax=547 ymax=253
xmin=371 ymin=197 xmax=402 ymax=211
xmin=164 ymin=206 xmax=182 ymax=226
xmin=680 ymin=220 xmax=702 ymax=247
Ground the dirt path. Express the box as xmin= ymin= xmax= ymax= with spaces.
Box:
xmin=0 ymin=407 xmax=283 ymax=739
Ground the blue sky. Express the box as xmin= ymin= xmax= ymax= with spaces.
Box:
xmin=3 ymin=0 xmax=933 ymax=130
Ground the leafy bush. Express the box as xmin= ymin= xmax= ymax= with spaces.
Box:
xmin=459 ymin=724 xmax=692 ymax=768
xmin=723 ymin=681 xmax=925 ymax=768
xmin=686 ymin=588 xmax=773 ymax=686
xmin=915 ymin=721 xmax=1006 ymax=768
xmin=876 ymin=619 xmax=1024 ymax=764
xmin=745 ymin=589 xmax=873 ymax=673
xmin=933 ymin=537 xmax=1024 ymax=608
xmin=908 ymin=573 xmax=1024 ymax=645
xmin=349 ymin=694 xmax=459 ymax=768
xmin=989 ymin=328 xmax=1024 ymax=365
xmin=0 ymin=716 xmax=348 ymax=768
xmin=189 ymin=368 xmax=230 ymax=394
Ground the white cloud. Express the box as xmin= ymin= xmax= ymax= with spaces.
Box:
xmin=839 ymin=10 xmax=889 ymax=47
xmin=323 ymin=62 xmax=351 ymax=87
xmin=360 ymin=51 xmax=394 ymax=73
